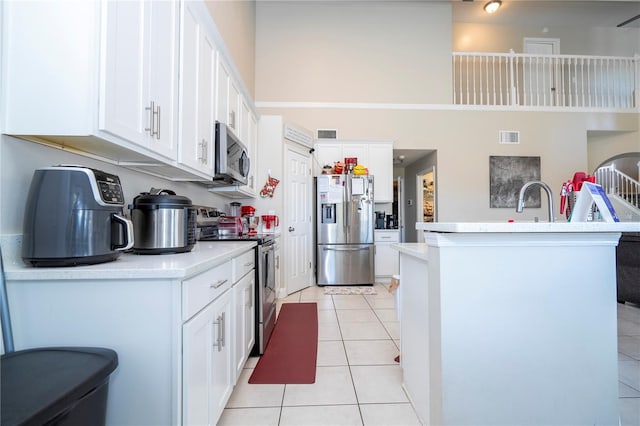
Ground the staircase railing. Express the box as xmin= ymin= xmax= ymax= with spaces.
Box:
xmin=595 ymin=164 xmax=640 ymax=210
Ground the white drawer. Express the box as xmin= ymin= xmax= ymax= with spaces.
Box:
xmin=182 ymin=260 xmax=233 ymax=321
xmin=233 ymin=249 xmax=255 ymax=283
xmin=375 ymin=230 xmax=400 ymax=243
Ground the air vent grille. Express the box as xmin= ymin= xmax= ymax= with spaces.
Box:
xmin=317 ymin=129 xmax=337 ymax=139
xmin=499 ymin=130 xmax=520 ymax=144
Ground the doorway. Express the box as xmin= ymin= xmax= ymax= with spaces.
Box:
xmin=416 ymin=167 xmax=436 ymax=242
xmin=283 ymin=143 xmax=313 ymax=296
xmin=523 ymin=38 xmax=560 ymax=106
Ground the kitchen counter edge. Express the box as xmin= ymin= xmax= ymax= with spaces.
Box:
xmin=391 ymin=243 xmax=429 ymax=261
xmin=1 ymin=235 xmax=257 ymax=281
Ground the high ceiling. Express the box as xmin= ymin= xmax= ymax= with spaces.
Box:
xmin=452 ymin=1 xmax=640 ymax=28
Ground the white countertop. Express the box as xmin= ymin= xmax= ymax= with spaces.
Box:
xmin=1 ymin=235 xmax=257 ymax=281
xmin=391 ymin=243 xmax=428 ymax=260
xmin=417 ymin=221 xmax=640 ymax=233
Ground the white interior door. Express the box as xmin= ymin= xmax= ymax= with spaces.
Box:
xmin=523 ymin=38 xmax=560 ymax=106
xmin=284 ymin=144 xmax=312 ymax=295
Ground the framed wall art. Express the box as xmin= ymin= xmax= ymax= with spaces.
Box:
xmin=489 ymin=156 xmax=541 ymax=208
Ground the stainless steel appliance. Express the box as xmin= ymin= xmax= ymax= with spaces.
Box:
xmin=129 ymin=189 xmax=196 ymax=254
xmin=375 ymin=211 xmax=386 ymax=229
xmin=22 ymin=165 xmax=133 ymax=267
xmin=210 ymin=122 xmax=250 ymax=186
xmin=199 ymin=233 xmax=277 ymax=355
xmin=316 ymin=174 xmax=375 ymax=285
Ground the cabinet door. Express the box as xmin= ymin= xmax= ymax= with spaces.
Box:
xmin=368 ymin=143 xmax=393 ymax=202
xmin=101 ymin=0 xmax=178 ymax=160
xmin=210 ymin=289 xmax=234 ymax=423
xmin=178 ymin=1 xmax=214 ymax=177
xmin=315 ymin=143 xmax=343 ymax=172
xmin=215 ymin=55 xmax=230 ymax=127
xmin=183 ymin=288 xmax=233 ymax=426
xmin=245 ymin=109 xmax=258 ymax=196
xmin=183 ymin=301 xmax=215 ymax=426
xmin=342 ymin=143 xmax=369 ymax=168
xmin=101 ymin=1 xmax=148 ymax=146
xmin=374 ymin=231 xmax=400 ymax=278
xmin=228 ymin=80 xmax=241 ymax=136
xmin=233 ymin=272 xmax=255 ymax=381
xmin=146 ymin=0 xmax=179 ymax=160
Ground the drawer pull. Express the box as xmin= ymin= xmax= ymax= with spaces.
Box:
xmin=210 ymin=279 xmax=228 ymax=289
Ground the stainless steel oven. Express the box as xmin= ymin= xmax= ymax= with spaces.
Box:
xmin=256 ymin=238 xmax=277 ymax=354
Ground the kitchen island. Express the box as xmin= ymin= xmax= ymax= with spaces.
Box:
xmin=393 ymin=222 xmax=640 ymax=426
xmin=1 ymin=236 xmax=257 ymax=426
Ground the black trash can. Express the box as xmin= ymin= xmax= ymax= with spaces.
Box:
xmin=1 ymin=347 xmax=118 ymax=426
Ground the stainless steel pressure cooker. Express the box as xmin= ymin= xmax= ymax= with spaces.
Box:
xmin=129 ymin=189 xmax=196 ymax=254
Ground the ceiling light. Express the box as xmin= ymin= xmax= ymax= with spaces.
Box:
xmin=484 ymin=0 xmax=501 ymax=13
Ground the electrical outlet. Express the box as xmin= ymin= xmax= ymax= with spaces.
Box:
xmin=408 ymin=199 xmax=413 ymax=206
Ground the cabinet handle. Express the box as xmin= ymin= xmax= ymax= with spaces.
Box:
xmin=155 ymin=105 xmax=161 ymax=140
xmin=229 ymin=110 xmax=235 ymax=129
xmin=198 ymin=139 xmax=208 ymax=163
xmin=245 ymin=285 xmax=252 ymax=307
xmin=145 ymin=101 xmax=155 ymax=136
xmin=220 ymin=312 xmax=226 ymax=348
xmin=213 ymin=314 xmax=223 ymax=351
xmin=275 ymin=255 xmax=279 ymax=269
xmin=203 ymin=140 xmax=208 ymax=164
xmin=210 ymin=279 xmax=228 ymax=289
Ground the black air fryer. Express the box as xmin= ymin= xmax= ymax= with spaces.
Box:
xmin=22 ymin=166 xmax=133 ymax=267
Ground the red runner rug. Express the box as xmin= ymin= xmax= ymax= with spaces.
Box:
xmin=249 ymin=302 xmax=318 ymax=384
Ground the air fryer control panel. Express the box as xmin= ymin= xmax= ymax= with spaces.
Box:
xmin=92 ymin=169 xmax=125 ymax=205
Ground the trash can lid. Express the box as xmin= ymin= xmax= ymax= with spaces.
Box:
xmin=1 ymin=347 xmax=118 ymax=426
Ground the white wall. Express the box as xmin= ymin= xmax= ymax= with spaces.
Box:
xmin=255 ymin=1 xmax=453 ymax=104
xmin=453 ymin=23 xmax=640 ymax=55
xmin=0 ymin=135 xmax=248 ymax=235
xmin=206 ymin=0 xmax=256 ymax=97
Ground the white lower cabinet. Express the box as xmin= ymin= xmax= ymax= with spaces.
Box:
xmin=182 ymin=261 xmax=235 ymax=425
xmin=375 ymin=230 xmax=400 ymax=280
xmin=5 ymin=241 xmax=258 ymax=426
xmin=183 ymin=247 xmax=255 ymax=425
xmin=183 ymin=288 xmax=233 ymax=425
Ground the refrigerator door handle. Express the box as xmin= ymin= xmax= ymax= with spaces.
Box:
xmin=323 ymin=247 xmax=370 ymax=252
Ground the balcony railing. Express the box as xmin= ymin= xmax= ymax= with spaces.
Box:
xmin=452 ymin=51 xmax=639 ymax=110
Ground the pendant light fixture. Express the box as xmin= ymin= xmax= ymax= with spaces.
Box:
xmin=484 ymin=0 xmax=502 ymax=13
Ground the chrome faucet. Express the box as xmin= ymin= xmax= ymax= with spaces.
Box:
xmin=516 ymin=181 xmax=555 ymax=222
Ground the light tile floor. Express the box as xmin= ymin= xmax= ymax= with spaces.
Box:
xmin=221 ymin=285 xmax=640 ymax=425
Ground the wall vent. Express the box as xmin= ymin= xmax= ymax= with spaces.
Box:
xmin=284 ymin=124 xmax=313 ymax=148
xmin=317 ymin=129 xmax=337 ymax=139
xmin=499 ymin=130 xmax=520 ymax=144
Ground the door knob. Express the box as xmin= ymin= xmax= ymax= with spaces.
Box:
xmin=288 ymin=226 xmax=295 ymax=232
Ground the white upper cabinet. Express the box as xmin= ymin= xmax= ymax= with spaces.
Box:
xmin=368 ymin=143 xmax=394 ymax=202
xmin=315 ymin=143 xmax=343 ymax=173
xmin=215 ymin=55 xmax=231 ymax=129
xmin=2 ymin=0 xmax=256 ymax=183
xmin=178 ymin=0 xmax=216 ymax=178
xmin=101 ymin=0 xmax=179 ymax=160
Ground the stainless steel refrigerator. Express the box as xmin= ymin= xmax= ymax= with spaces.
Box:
xmin=316 ymin=174 xmax=375 ymax=285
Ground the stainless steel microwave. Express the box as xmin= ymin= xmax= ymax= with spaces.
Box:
xmin=212 ymin=121 xmax=250 ymax=186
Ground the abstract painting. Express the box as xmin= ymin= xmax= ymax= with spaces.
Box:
xmin=490 ymin=156 xmax=541 ymax=208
